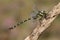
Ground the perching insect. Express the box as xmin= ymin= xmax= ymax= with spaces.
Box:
xmin=8 ymin=10 xmax=47 ymax=30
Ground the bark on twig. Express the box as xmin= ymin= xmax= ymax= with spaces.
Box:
xmin=24 ymin=3 xmax=60 ymax=40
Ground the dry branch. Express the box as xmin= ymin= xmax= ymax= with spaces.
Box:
xmin=24 ymin=3 xmax=60 ymax=40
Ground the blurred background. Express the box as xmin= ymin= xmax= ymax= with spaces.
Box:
xmin=0 ymin=0 xmax=60 ymax=40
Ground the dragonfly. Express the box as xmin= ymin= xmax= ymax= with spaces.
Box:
xmin=8 ymin=10 xmax=47 ymax=30
xmin=8 ymin=0 xmax=48 ymax=30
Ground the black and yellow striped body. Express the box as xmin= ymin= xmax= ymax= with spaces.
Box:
xmin=37 ymin=11 xmax=47 ymax=20
xmin=8 ymin=10 xmax=47 ymax=30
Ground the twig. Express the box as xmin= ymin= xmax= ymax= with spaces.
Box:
xmin=24 ymin=3 xmax=60 ymax=40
